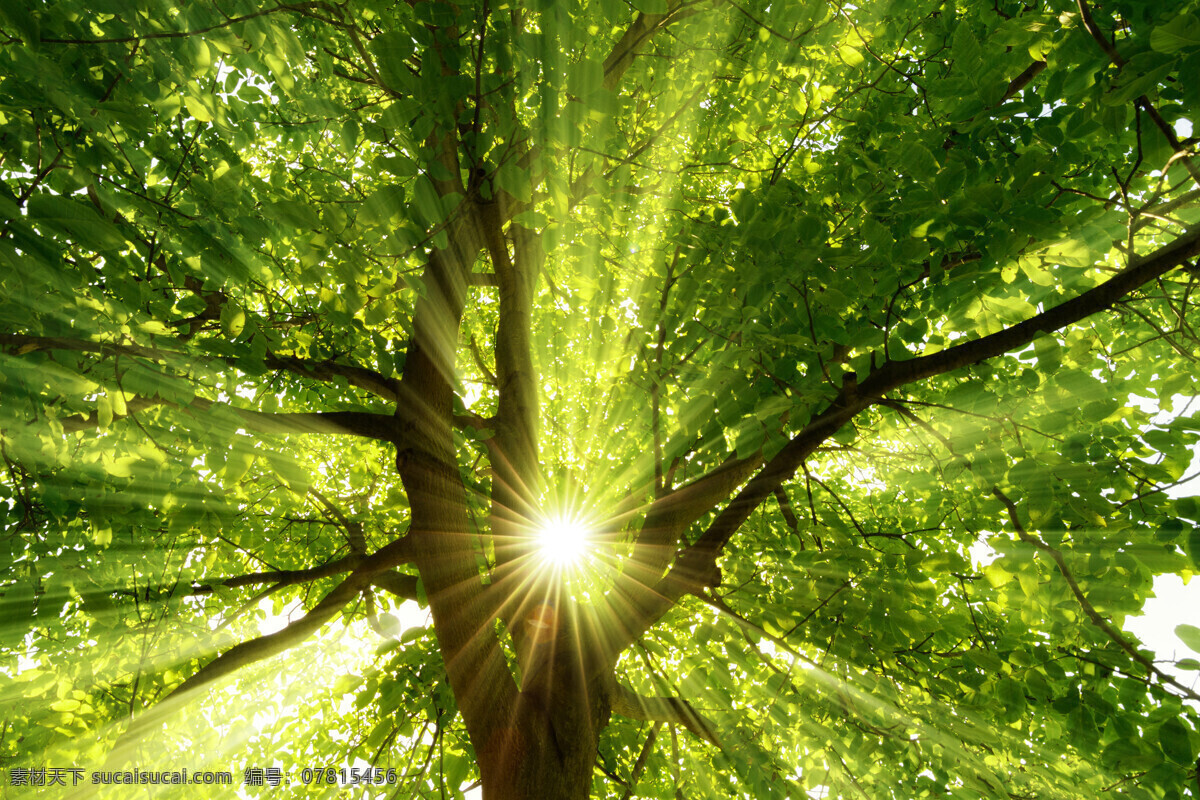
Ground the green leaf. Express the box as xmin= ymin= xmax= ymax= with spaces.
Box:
xmin=1176 ymin=624 xmax=1200 ymax=654
xmin=96 ymin=395 xmax=113 ymax=430
xmin=363 ymin=184 xmax=406 ymax=227
xmin=221 ymin=303 xmax=246 ymax=337
xmin=370 ymin=31 xmax=415 ymax=89
xmin=1158 ymin=718 xmax=1193 ymax=764
xmin=838 ymin=45 xmax=864 ymax=67
xmin=27 ymin=195 xmax=125 ymax=252
xmin=1102 ymin=63 xmax=1176 ymax=106
xmin=412 ymin=174 xmax=444 ymax=224
xmin=902 ymin=143 xmax=940 ymax=180
xmin=1033 ymin=336 xmax=1061 ymax=373
xmin=495 ymin=160 xmax=532 ymax=203
xmin=1150 ymin=15 xmax=1200 ymax=53
xmin=997 ymin=677 xmax=1027 ymax=716
xmin=222 ymin=450 xmax=253 ymax=483
xmin=184 ymin=94 xmax=213 ymax=122
xmin=0 ymin=2 xmax=39 ymax=44
xmin=266 ymin=451 xmax=311 ymax=493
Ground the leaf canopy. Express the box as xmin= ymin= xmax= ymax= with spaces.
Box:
xmin=2 ymin=0 xmax=1200 ymax=798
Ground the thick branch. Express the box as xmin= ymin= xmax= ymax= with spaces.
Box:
xmin=188 ymin=399 xmax=401 ymax=440
xmin=188 ymin=554 xmax=363 ymax=595
xmin=485 ymin=208 xmax=544 ymax=643
xmin=1000 ymin=60 xmax=1046 ymax=104
xmin=60 ymin=397 xmax=163 ymax=432
xmin=610 ymin=227 xmax=1200 ymax=653
xmin=485 ymin=209 xmax=540 ymax=493
xmin=0 ymin=334 xmax=400 ymax=402
xmin=180 ymin=574 xmax=364 ymax=694
xmin=114 ymin=532 xmax=419 ymax=756
xmin=370 ymin=570 xmax=421 ymax=602
xmin=394 ymin=202 xmax=521 ymax=747
xmin=58 ymin=391 xmax=400 ymax=442
xmin=453 ymin=412 xmax=495 ymax=431
xmin=262 ymin=354 xmax=400 ymax=402
xmin=855 ymin=227 xmax=1200 ymax=396
xmin=114 ymin=571 xmax=369 ymax=752
xmin=633 ymin=455 xmax=759 ymax=562
xmin=599 ymin=456 xmax=761 ymax=660
xmin=611 ymin=684 xmax=720 ymax=747
xmin=602 ymin=1 xmax=696 ymax=91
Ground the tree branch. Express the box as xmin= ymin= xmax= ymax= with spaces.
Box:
xmin=619 ymin=723 xmax=661 ymax=800
xmin=0 ymin=334 xmax=401 ymax=403
xmin=113 ymin=530 xmax=420 ymax=758
xmin=393 ymin=203 xmax=521 ymax=747
xmin=56 ymin=390 xmax=400 ymax=442
xmin=599 ymin=455 xmax=761 ymax=660
xmin=58 ymin=397 xmax=164 ymax=432
xmin=188 ymin=399 xmax=401 ymax=440
xmin=114 ymin=570 xmax=370 ymax=752
xmin=453 ymin=412 xmax=495 ymax=431
xmin=602 ymin=1 xmax=700 ymax=91
xmin=188 ymin=554 xmax=363 ymax=595
xmin=370 ymin=570 xmax=421 ymax=602
xmin=261 ymin=353 xmax=401 ymax=402
xmin=1000 ymin=60 xmax=1046 ymax=104
xmin=608 ymin=227 xmax=1200 ymax=654
xmin=610 ymin=684 xmax=720 ymax=747
xmin=476 ymin=210 xmax=549 ymax=675
xmin=306 ymin=487 xmax=367 ymax=553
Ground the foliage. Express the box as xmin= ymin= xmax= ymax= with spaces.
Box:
xmin=2 ymin=0 xmax=1200 ymax=797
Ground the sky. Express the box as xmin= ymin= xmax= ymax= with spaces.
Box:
xmin=1123 ymin=393 xmax=1200 ymax=692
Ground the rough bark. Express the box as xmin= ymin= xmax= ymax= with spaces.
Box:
xmin=478 ymin=619 xmax=611 ymax=800
xmin=395 ymin=208 xmax=521 ymax=749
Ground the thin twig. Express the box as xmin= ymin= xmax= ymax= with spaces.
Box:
xmin=991 ymin=487 xmax=1200 ymax=702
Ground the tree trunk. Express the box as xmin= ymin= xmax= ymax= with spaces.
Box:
xmin=476 ymin=595 xmax=612 ymax=799
xmin=478 ymin=674 xmax=610 ymax=800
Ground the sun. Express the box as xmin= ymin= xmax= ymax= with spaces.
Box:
xmin=535 ymin=513 xmax=593 ymax=567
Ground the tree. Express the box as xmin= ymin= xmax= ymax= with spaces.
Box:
xmin=2 ymin=0 xmax=1200 ymax=796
